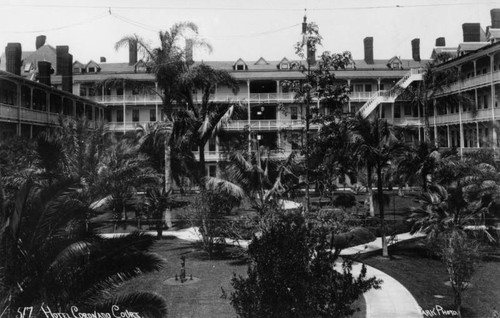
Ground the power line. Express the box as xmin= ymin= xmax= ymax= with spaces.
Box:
xmin=0 ymin=2 xmax=497 ymax=11
xmin=0 ymin=12 xmax=109 ymax=34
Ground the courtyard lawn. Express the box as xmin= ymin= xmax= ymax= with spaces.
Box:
xmin=110 ymin=237 xmax=366 ymax=318
xmin=359 ymin=241 xmax=500 ymax=318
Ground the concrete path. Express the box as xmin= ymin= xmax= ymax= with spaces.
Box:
xmin=102 ymin=227 xmax=424 ymax=318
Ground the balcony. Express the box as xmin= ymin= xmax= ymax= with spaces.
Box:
xmin=392 ymin=118 xmax=423 ymax=127
xmin=439 ymin=70 xmax=500 ymax=95
xmin=90 ymin=92 xmax=297 ymax=106
xmin=433 ymin=108 xmax=500 ymax=125
xmin=348 ymin=92 xmax=374 ymax=102
xmin=1 ymin=103 xmax=67 ymax=125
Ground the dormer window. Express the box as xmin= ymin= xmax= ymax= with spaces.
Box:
xmin=278 ymin=57 xmax=291 ymax=70
xmin=233 ymin=58 xmax=248 ymax=71
xmin=88 ymin=67 xmax=96 ymax=73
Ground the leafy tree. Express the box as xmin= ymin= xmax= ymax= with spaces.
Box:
xmin=230 ymin=211 xmax=380 ymax=318
xmin=436 ymin=229 xmax=479 ymax=318
xmin=351 ymin=115 xmax=405 ymax=256
xmin=283 ymin=18 xmax=353 ymax=213
xmin=189 ymin=188 xmax=240 ymax=258
xmin=0 ymin=179 xmax=167 ymax=317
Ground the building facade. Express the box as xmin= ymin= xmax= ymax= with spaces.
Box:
xmin=2 ymin=8 xmax=500 ymax=176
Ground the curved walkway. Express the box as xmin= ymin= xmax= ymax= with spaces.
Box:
xmin=103 ymin=228 xmax=423 ymax=318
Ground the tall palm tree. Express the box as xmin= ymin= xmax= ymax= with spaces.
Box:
xmin=178 ymin=63 xmax=240 ymax=177
xmin=115 ymin=22 xmax=211 ymax=193
xmin=351 ymin=115 xmax=405 ymax=257
xmin=0 ymin=179 xmax=167 ymax=317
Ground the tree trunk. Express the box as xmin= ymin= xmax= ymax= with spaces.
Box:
xmin=377 ymin=165 xmax=388 ymax=257
xmin=367 ymin=164 xmax=375 ymax=217
xmin=199 ymin=141 xmax=206 ymax=179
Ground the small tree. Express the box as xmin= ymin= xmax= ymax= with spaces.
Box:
xmin=190 ymin=188 xmax=240 ymax=258
xmin=435 ymin=229 xmax=479 ymax=317
xmin=230 ymin=211 xmax=380 ymax=318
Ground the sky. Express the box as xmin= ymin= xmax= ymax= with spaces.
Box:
xmin=0 ymin=0 xmax=498 ymax=64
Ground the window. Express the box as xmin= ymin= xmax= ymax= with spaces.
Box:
xmin=132 ymin=87 xmax=139 ymax=95
xmin=280 ymin=63 xmax=289 ymax=70
xmin=150 ymin=109 xmax=156 ymax=121
xmin=105 ymin=87 xmax=111 ymax=95
xmin=88 ymin=67 xmax=96 ymax=73
xmin=291 ymin=107 xmax=298 ymax=120
xmin=404 ymin=104 xmax=412 ymax=116
xmin=364 ymin=84 xmax=372 ymax=92
xmin=132 ymin=109 xmax=140 ymax=122
xmin=80 ymin=87 xmax=87 ymax=97
xmin=116 ymin=110 xmax=123 ymax=122
xmin=394 ymin=104 xmax=401 ymax=118
xmin=73 ymin=67 xmax=81 ymax=74
xmin=117 ymin=87 xmax=124 ymax=95
xmin=209 ymin=138 xmax=216 ymax=152
xmin=354 ymin=84 xmax=363 ymax=92
xmin=236 ymin=64 xmax=245 ymax=71
xmin=21 ymin=85 xmax=31 ymax=108
xmin=208 ymin=165 xmax=217 ymax=177
xmin=483 ymin=95 xmax=488 ymax=109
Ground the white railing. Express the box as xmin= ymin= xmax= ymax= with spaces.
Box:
xmin=0 ymin=104 xmax=18 ymax=120
xmin=348 ymin=92 xmax=374 ymax=101
xmin=439 ymin=70 xmax=500 ymax=95
xmin=105 ymin=121 xmax=153 ymax=131
xmin=357 ymin=68 xmax=424 ymax=118
xmin=392 ymin=118 xmax=423 ymax=126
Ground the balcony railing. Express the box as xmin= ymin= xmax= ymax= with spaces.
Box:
xmin=439 ymin=70 xmax=500 ymax=95
xmin=433 ymin=108 xmax=500 ymax=125
xmin=392 ymin=118 xmax=423 ymax=126
xmin=1 ymin=103 xmax=69 ymax=125
xmin=88 ymin=92 xmax=297 ymax=105
xmin=348 ymin=92 xmax=375 ymax=102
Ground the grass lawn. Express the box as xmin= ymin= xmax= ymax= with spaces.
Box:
xmin=110 ymin=237 xmax=367 ymax=318
xmin=359 ymin=241 xmax=500 ymax=318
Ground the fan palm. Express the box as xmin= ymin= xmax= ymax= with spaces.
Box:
xmin=351 ymin=115 xmax=405 ymax=256
xmin=0 ymin=179 xmax=167 ymax=317
xmin=397 ymin=141 xmax=441 ymax=192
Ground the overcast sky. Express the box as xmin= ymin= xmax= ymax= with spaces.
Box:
xmin=0 ymin=0 xmax=498 ymax=64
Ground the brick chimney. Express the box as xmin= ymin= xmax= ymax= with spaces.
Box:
xmin=100 ymin=56 xmax=106 ymax=63
xmin=56 ymin=45 xmax=69 ymax=75
xmin=129 ymin=39 xmax=137 ymax=65
xmin=462 ymin=23 xmax=481 ymax=42
xmin=435 ymin=37 xmax=446 ymax=47
xmin=491 ymin=9 xmax=500 ymax=29
xmin=364 ymin=37 xmax=374 ymax=64
xmin=5 ymin=43 xmax=22 ymax=75
xmin=61 ymin=53 xmax=73 ymax=93
xmin=36 ymin=35 xmax=46 ymax=50
xmin=411 ymin=38 xmax=421 ymax=62
xmin=37 ymin=61 xmax=52 ymax=86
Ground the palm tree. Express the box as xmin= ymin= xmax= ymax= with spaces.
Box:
xmin=0 ymin=179 xmax=167 ymax=317
xmin=351 ymin=115 xmax=405 ymax=257
xmin=178 ymin=63 xmax=241 ymax=177
xmin=115 ymin=22 xmax=211 ymax=193
xmin=397 ymin=141 xmax=441 ymax=192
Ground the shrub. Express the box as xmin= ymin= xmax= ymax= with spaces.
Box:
xmin=230 ymin=211 xmax=381 ymax=318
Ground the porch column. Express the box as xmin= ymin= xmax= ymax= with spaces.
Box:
xmin=433 ymin=100 xmax=438 ymax=146
xmin=347 ymin=79 xmax=351 ymax=113
xmin=417 ymin=102 xmax=421 ymax=142
xmin=458 ymin=65 xmax=464 ymax=157
xmin=155 ymin=82 xmax=159 ymax=122
xmin=476 ymin=122 xmax=480 ymax=148
xmin=123 ymin=80 xmax=126 ymax=134
xmin=247 ymin=80 xmax=251 ymax=153
xmin=447 ymin=125 xmax=451 ymax=148
xmin=490 ymin=54 xmax=497 ymax=150
xmin=16 ymin=82 xmax=21 ymax=136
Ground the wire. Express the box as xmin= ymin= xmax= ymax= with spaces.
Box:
xmin=0 ymin=2 xmax=497 ymax=11
xmin=210 ymin=23 xmax=301 ymax=40
xmin=0 ymin=12 xmax=109 ymax=34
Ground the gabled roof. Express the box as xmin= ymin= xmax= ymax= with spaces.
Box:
xmin=134 ymin=60 xmax=148 ymax=73
xmin=430 ymin=47 xmax=458 ymax=60
xmin=254 ymin=57 xmax=269 ymax=65
xmin=73 ymin=60 xmax=85 ymax=68
xmin=85 ymin=60 xmax=101 ymax=70
xmin=233 ymin=58 xmax=247 ymax=66
xmin=457 ymin=42 xmax=489 ymax=54
xmin=278 ymin=57 xmax=290 ymax=65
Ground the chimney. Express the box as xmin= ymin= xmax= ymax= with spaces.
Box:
xmin=491 ymin=9 xmax=500 ymax=29
xmin=5 ymin=43 xmax=22 ymax=75
xmin=37 ymin=61 xmax=52 ymax=86
xmin=36 ymin=35 xmax=46 ymax=50
xmin=185 ymin=39 xmax=193 ymax=65
xmin=100 ymin=56 xmax=106 ymax=63
xmin=364 ymin=37 xmax=374 ymax=64
xmin=411 ymin=38 xmax=421 ymax=62
xmin=302 ymin=16 xmax=307 ymax=34
xmin=462 ymin=23 xmax=481 ymax=42
xmin=61 ymin=53 xmax=73 ymax=93
xmin=129 ymin=39 xmax=137 ymax=65
xmin=56 ymin=45 xmax=69 ymax=75
xmin=435 ymin=37 xmax=446 ymax=47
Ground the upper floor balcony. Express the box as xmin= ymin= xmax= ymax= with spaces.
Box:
xmin=433 ymin=107 xmax=500 ymax=125
xmin=89 ymin=92 xmax=297 ymax=105
xmin=438 ymin=69 xmax=500 ymax=95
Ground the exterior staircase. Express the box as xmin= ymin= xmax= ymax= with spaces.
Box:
xmin=356 ymin=68 xmax=425 ymax=118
